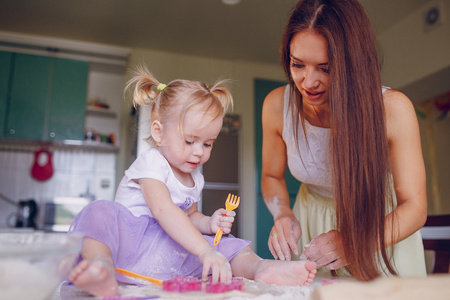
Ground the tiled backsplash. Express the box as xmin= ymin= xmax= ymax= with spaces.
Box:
xmin=0 ymin=147 xmax=116 ymax=228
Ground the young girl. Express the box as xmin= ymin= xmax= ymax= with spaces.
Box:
xmin=68 ymin=66 xmax=317 ymax=297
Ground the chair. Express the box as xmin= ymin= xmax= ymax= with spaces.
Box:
xmin=421 ymin=214 xmax=450 ymax=274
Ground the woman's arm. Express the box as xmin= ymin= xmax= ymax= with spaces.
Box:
xmin=384 ymin=89 xmax=427 ymax=243
xmin=261 ymin=86 xmax=302 ymax=260
xmin=139 ymin=178 xmax=232 ymax=282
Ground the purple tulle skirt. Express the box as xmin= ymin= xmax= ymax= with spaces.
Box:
xmin=69 ymin=200 xmax=251 ymax=284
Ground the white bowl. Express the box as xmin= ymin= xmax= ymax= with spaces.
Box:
xmin=0 ymin=231 xmax=83 ymax=300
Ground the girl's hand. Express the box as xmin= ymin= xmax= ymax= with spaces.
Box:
xmin=268 ymin=214 xmax=301 ymax=261
xmin=198 ymin=247 xmax=232 ymax=283
xmin=208 ymin=208 xmax=236 ymax=234
xmin=299 ymin=230 xmax=348 ymax=270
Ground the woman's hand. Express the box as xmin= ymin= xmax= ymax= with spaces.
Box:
xmin=208 ymin=208 xmax=236 ymax=234
xmin=198 ymin=247 xmax=232 ymax=283
xmin=268 ymin=214 xmax=302 ymax=261
xmin=300 ymin=230 xmax=348 ymax=270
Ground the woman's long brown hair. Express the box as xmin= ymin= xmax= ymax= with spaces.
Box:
xmin=280 ymin=0 xmax=397 ymax=280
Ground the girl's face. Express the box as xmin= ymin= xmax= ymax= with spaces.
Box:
xmin=158 ymin=105 xmax=223 ymax=178
xmin=290 ymin=30 xmax=330 ymax=107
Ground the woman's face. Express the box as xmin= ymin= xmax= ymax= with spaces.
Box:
xmin=290 ymin=30 xmax=330 ymax=107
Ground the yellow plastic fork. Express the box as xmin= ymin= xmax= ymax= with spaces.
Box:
xmin=213 ymin=193 xmax=240 ymax=246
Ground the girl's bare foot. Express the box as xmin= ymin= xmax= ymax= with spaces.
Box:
xmin=68 ymin=259 xmax=118 ymax=297
xmin=254 ymin=259 xmax=317 ymax=286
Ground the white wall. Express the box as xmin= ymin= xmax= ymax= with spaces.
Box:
xmin=379 ymin=1 xmax=450 ymax=91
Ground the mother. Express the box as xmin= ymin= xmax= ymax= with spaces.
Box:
xmin=261 ymin=0 xmax=427 ymax=280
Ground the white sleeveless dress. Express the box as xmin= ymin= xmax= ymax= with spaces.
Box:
xmin=281 ymin=85 xmax=427 ymax=277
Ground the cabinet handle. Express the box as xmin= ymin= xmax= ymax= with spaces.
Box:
xmin=49 ymin=132 xmax=56 ymax=138
xmin=9 ymin=129 xmax=15 ymax=135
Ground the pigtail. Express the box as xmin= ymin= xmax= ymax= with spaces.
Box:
xmin=125 ymin=65 xmax=161 ymax=108
xmin=208 ymin=79 xmax=234 ymax=117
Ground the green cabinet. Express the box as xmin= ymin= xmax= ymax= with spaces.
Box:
xmin=0 ymin=51 xmax=13 ymax=136
xmin=3 ymin=52 xmax=88 ymax=141
xmin=48 ymin=57 xmax=89 ymax=140
xmin=6 ymin=53 xmax=51 ymax=140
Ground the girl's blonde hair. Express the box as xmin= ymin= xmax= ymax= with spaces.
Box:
xmin=126 ymin=66 xmax=233 ymax=146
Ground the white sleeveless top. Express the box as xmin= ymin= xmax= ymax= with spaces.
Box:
xmin=281 ymin=85 xmax=390 ymax=198
xmin=282 ymin=85 xmax=333 ymax=198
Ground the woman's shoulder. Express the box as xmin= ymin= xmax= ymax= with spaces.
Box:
xmin=263 ymin=85 xmax=287 ymax=113
xmin=383 ymin=88 xmax=418 ymax=140
xmin=262 ymin=85 xmax=287 ymax=129
xmin=383 ymin=89 xmax=415 ymax=116
xmin=266 ymin=85 xmax=286 ymax=98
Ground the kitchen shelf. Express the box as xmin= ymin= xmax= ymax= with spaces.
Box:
xmin=0 ymin=138 xmax=119 ymax=153
xmin=86 ymin=106 xmax=117 ymax=118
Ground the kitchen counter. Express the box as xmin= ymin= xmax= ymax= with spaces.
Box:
xmin=49 ymin=278 xmax=325 ymax=300
xmin=49 ymin=275 xmax=450 ymax=300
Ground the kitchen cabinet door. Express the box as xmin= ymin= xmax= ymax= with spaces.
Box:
xmin=6 ymin=53 xmax=51 ymax=140
xmin=5 ymin=53 xmax=88 ymax=141
xmin=0 ymin=51 xmax=13 ymax=136
xmin=48 ymin=58 xmax=88 ymax=140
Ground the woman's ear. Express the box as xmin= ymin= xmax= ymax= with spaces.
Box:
xmin=151 ymin=120 xmax=163 ymax=145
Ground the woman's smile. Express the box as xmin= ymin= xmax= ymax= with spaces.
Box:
xmin=304 ymin=89 xmax=325 ymax=101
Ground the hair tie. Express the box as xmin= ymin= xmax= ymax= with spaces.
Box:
xmin=157 ymin=83 xmax=167 ymax=92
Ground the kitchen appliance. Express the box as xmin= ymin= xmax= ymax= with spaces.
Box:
xmin=15 ymin=199 xmax=38 ymax=229
xmin=0 ymin=192 xmax=38 ymax=229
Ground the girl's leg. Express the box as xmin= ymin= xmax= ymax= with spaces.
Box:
xmin=68 ymin=237 xmax=118 ymax=297
xmin=229 ymin=246 xmax=317 ymax=286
